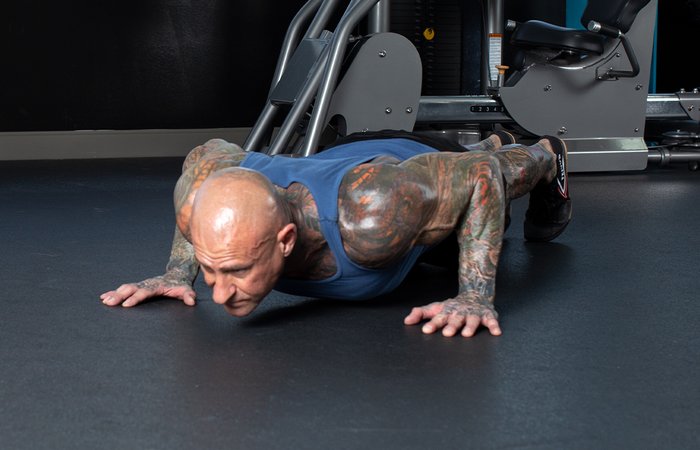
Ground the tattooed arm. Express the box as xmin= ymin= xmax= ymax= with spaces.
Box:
xmin=403 ymin=152 xmax=505 ymax=337
xmin=100 ymin=227 xmax=200 ymax=307
xmin=100 ymin=139 xmax=245 ymax=308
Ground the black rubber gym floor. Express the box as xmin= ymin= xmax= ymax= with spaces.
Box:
xmin=1 ymin=156 xmax=698 ymax=449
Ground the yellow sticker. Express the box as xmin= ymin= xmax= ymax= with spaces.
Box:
xmin=423 ymin=27 xmax=435 ymax=41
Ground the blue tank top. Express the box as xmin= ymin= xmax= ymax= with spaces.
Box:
xmin=240 ymin=138 xmax=438 ymax=300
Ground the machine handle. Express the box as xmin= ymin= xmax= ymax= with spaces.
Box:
xmin=587 ymin=20 xmax=621 ymax=38
xmin=587 ymin=20 xmax=640 ymax=79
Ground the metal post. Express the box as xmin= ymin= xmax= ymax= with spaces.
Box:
xmin=368 ymin=0 xmax=391 ymax=34
xmin=245 ymin=0 xmax=325 ymax=152
xmin=270 ymin=0 xmax=325 ymax=91
xmin=267 ymin=48 xmax=331 ymax=156
xmin=300 ymin=0 xmax=381 ymax=156
xmin=243 ymin=103 xmax=279 ymax=152
xmin=482 ymin=0 xmax=504 ymax=93
xmin=305 ymin=0 xmax=343 ymax=39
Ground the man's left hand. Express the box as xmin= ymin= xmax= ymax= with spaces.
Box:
xmin=404 ymin=296 xmax=502 ymax=338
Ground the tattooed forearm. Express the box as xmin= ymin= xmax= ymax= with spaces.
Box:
xmin=457 ymin=248 xmax=497 ymax=298
xmin=453 ymin=156 xmax=505 ymax=304
xmin=165 ymin=227 xmax=199 ymax=284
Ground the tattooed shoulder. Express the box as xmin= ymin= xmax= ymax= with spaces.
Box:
xmin=339 ymin=162 xmax=437 ymax=268
xmin=174 ymin=150 xmax=247 ymax=239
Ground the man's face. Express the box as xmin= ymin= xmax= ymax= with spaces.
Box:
xmin=193 ymin=226 xmax=285 ymax=317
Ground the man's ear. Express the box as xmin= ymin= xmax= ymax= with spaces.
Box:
xmin=277 ymin=223 xmax=297 ymax=257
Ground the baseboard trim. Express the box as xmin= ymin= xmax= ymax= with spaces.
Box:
xmin=0 ymin=128 xmax=251 ymax=161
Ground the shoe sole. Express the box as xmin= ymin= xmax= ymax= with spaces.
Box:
xmin=542 ymin=135 xmax=569 ymax=200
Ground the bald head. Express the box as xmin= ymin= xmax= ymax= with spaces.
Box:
xmin=190 ymin=167 xmax=289 ymax=243
xmin=190 ymin=167 xmax=297 ymax=316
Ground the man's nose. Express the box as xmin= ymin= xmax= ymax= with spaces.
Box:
xmin=211 ymin=278 xmax=236 ymax=305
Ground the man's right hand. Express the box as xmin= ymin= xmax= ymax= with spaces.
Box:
xmin=100 ymin=272 xmax=196 ymax=308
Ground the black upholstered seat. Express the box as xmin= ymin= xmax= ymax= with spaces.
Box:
xmin=510 ymin=20 xmax=605 ymax=54
xmin=510 ymin=0 xmax=652 ymax=55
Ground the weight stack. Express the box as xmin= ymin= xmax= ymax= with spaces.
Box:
xmin=391 ymin=0 xmax=474 ymax=95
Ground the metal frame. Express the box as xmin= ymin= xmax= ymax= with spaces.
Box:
xmin=244 ymin=0 xmax=700 ymax=171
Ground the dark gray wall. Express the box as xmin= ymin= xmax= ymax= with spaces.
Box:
xmin=0 ymin=1 xmax=690 ymax=133
xmin=0 ymin=0 xmax=306 ymax=132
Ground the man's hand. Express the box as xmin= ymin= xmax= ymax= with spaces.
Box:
xmin=100 ymin=271 xmax=196 ymax=308
xmin=404 ymin=295 xmax=501 ymax=338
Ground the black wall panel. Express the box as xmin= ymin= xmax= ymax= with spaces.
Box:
xmin=656 ymin=0 xmax=700 ymax=93
xmin=4 ymin=1 xmax=685 ymax=133
xmin=0 ymin=0 xmax=306 ymax=131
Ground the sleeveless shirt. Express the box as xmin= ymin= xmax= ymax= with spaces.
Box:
xmin=240 ymin=138 xmax=438 ymax=300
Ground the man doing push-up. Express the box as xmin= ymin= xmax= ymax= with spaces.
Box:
xmin=101 ymin=131 xmax=571 ymax=338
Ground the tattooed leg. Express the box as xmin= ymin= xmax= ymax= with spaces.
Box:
xmin=464 ymin=133 xmax=556 ymax=200
xmin=492 ymin=140 xmax=556 ymax=200
xmin=462 ymin=134 xmax=505 ymax=152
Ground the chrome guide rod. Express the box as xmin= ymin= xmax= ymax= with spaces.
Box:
xmin=271 ymin=0 xmax=325 ymax=91
xmin=300 ymin=0 xmax=382 ymax=157
xmin=368 ymin=0 xmax=391 ymax=34
xmin=244 ymin=0 xmax=324 ymax=152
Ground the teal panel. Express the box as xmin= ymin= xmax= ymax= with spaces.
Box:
xmin=566 ymin=0 xmax=657 ymax=92
xmin=565 ymin=0 xmax=586 ymax=29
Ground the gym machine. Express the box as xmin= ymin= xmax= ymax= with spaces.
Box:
xmin=243 ymin=0 xmax=700 ymax=172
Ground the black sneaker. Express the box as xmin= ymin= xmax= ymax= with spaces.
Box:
xmin=524 ymin=136 xmax=572 ymax=242
xmin=504 ymin=201 xmax=512 ymax=232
